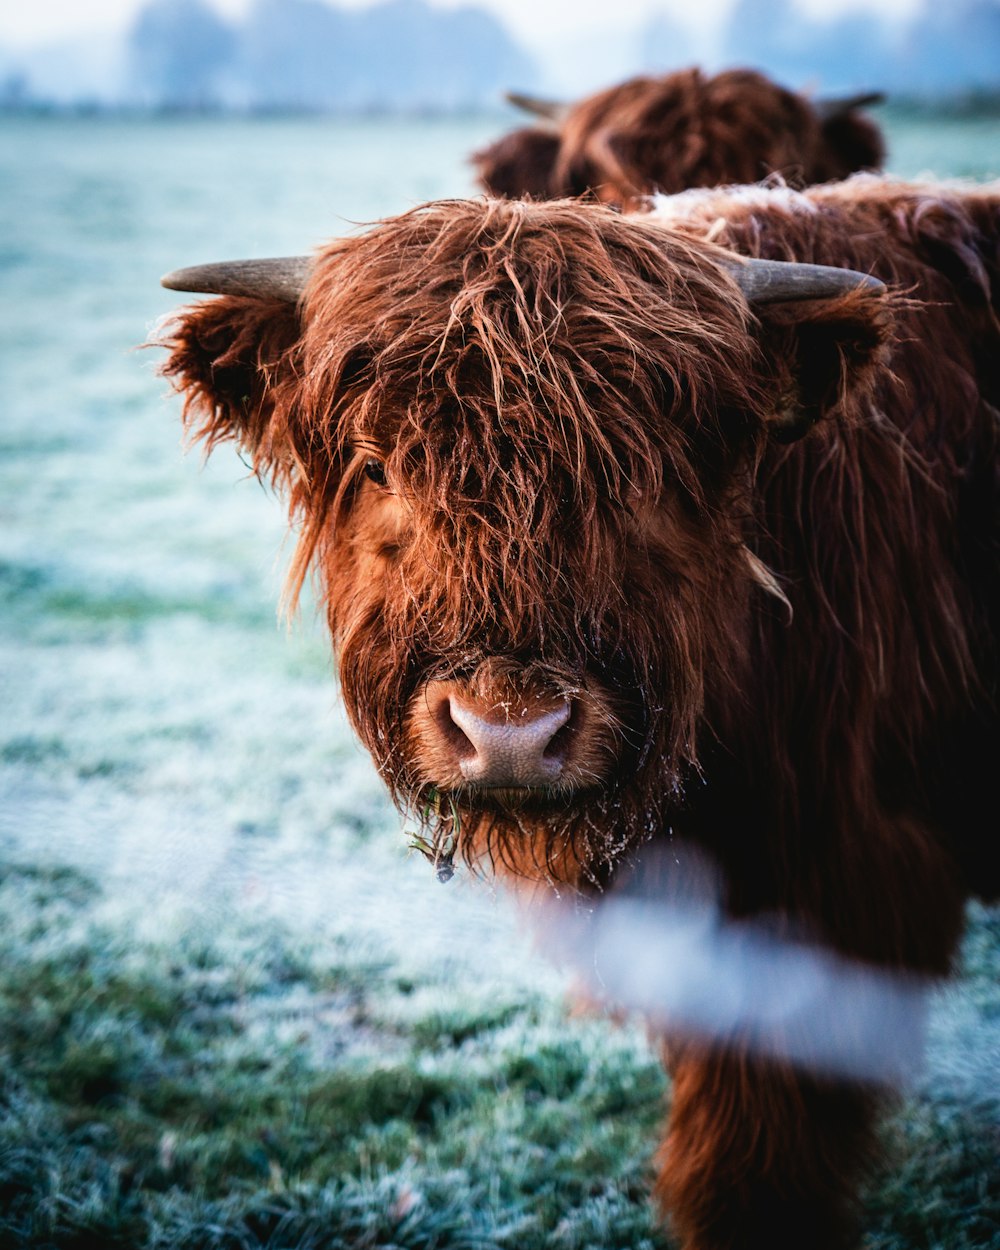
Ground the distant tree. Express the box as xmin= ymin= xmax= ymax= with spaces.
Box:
xmin=636 ymin=11 xmax=698 ymax=75
xmin=790 ymin=12 xmax=890 ymax=94
xmin=236 ymin=0 xmax=534 ymax=112
xmin=0 ymin=71 xmax=30 ymax=109
xmin=723 ymin=0 xmax=804 ymax=84
xmin=237 ymin=0 xmax=351 ymax=111
xmin=899 ymin=0 xmax=1000 ymax=96
xmin=127 ymin=0 xmax=236 ymax=108
xmin=352 ymin=0 xmax=533 ymax=110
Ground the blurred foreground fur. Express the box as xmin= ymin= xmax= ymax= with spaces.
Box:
xmin=473 ymin=67 xmax=885 ymax=207
xmin=160 ymin=176 xmax=999 ymax=1249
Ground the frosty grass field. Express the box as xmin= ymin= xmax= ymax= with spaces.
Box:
xmin=1 ymin=111 xmax=998 ymax=1247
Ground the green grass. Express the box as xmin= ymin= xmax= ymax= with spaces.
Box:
xmin=0 ymin=862 xmax=996 ymax=1249
xmin=0 ymin=861 xmax=665 ymax=1249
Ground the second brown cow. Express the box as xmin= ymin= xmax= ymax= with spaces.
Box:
xmin=474 ymin=67 xmax=885 ymax=206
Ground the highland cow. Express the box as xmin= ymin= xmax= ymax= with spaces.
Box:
xmin=159 ymin=177 xmax=999 ymax=1250
xmin=473 ymin=68 xmax=885 ymax=206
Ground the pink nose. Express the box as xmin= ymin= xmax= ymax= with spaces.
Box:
xmin=445 ymin=696 xmax=572 ymax=786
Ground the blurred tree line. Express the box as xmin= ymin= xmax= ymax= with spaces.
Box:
xmin=127 ymin=0 xmax=532 ymax=111
xmin=128 ymin=0 xmax=1000 ymax=111
xmin=698 ymin=0 xmax=1000 ymax=98
xmin=3 ymin=0 xmax=998 ymax=113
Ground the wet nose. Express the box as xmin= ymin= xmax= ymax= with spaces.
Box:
xmin=443 ymin=695 xmax=572 ymax=786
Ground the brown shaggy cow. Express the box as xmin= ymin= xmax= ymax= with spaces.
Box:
xmin=159 ymin=176 xmax=999 ymax=1250
xmin=473 ymin=67 xmax=885 ymax=206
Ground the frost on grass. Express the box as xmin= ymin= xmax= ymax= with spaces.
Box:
xmin=0 ymin=858 xmax=997 ymax=1249
xmin=0 ymin=859 xmax=665 ymax=1249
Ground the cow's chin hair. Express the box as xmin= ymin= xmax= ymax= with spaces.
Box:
xmin=399 ymin=772 xmax=662 ymax=893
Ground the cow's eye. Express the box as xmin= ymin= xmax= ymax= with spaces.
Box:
xmin=364 ymin=459 xmax=387 ymax=486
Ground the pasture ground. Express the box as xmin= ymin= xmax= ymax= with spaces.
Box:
xmin=1 ymin=108 xmax=998 ymax=1248
xmin=0 ymin=858 xmax=997 ymax=1248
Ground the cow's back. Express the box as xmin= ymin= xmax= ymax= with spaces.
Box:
xmin=653 ymin=178 xmax=1000 ymax=901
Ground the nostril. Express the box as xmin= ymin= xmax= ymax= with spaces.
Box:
xmin=544 ymin=723 xmax=570 ymax=764
xmin=541 ymin=698 xmax=577 ymax=763
xmin=434 ymin=697 xmax=475 ymax=759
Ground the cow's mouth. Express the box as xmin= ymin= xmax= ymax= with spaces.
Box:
xmin=448 ymin=780 xmax=601 ymax=815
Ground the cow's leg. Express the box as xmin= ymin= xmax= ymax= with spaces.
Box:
xmin=652 ymin=1046 xmax=878 ymax=1250
xmin=643 ymin=808 xmax=965 ymax=1249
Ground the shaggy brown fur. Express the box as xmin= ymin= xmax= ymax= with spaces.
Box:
xmin=161 ymin=177 xmax=999 ymax=1249
xmin=473 ymin=67 xmax=885 ymax=206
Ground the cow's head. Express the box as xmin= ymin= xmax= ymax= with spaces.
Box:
xmin=161 ymin=199 xmax=888 ymax=887
xmin=475 ymin=71 xmax=885 ymax=205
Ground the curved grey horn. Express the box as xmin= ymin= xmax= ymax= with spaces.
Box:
xmin=504 ymin=90 xmax=570 ymax=124
xmin=160 ymin=256 xmax=313 ymax=302
xmin=814 ymin=91 xmax=885 ymax=122
xmin=723 ymin=257 xmax=886 ymax=304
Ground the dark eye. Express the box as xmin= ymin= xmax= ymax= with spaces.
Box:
xmin=364 ymin=458 xmax=387 ymax=486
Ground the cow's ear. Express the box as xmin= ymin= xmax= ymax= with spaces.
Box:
xmin=472 ymin=127 xmax=561 ymax=198
xmin=160 ymin=295 xmax=302 ymax=470
xmin=755 ymin=284 xmax=892 ymax=442
xmin=818 ymin=111 xmax=886 ymax=180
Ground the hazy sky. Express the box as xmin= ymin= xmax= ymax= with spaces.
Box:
xmin=0 ymin=0 xmax=922 ymax=48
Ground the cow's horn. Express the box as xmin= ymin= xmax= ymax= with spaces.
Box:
xmin=504 ymin=90 xmax=570 ymax=123
xmin=160 ymin=256 xmax=313 ymax=302
xmin=725 ymin=257 xmax=886 ymax=304
xmin=814 ymin=91 xmax=885 ymax=122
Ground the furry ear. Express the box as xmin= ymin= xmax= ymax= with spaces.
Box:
xmin=818 ymin=111 xmax=886 ymax=180
xmin=159 ymin=295 xmax=302 ymax=470
xmin=755 ymin=284 xmax=893 ymax=442
xmin=472 ymin=127 xmax=561 ymax=198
